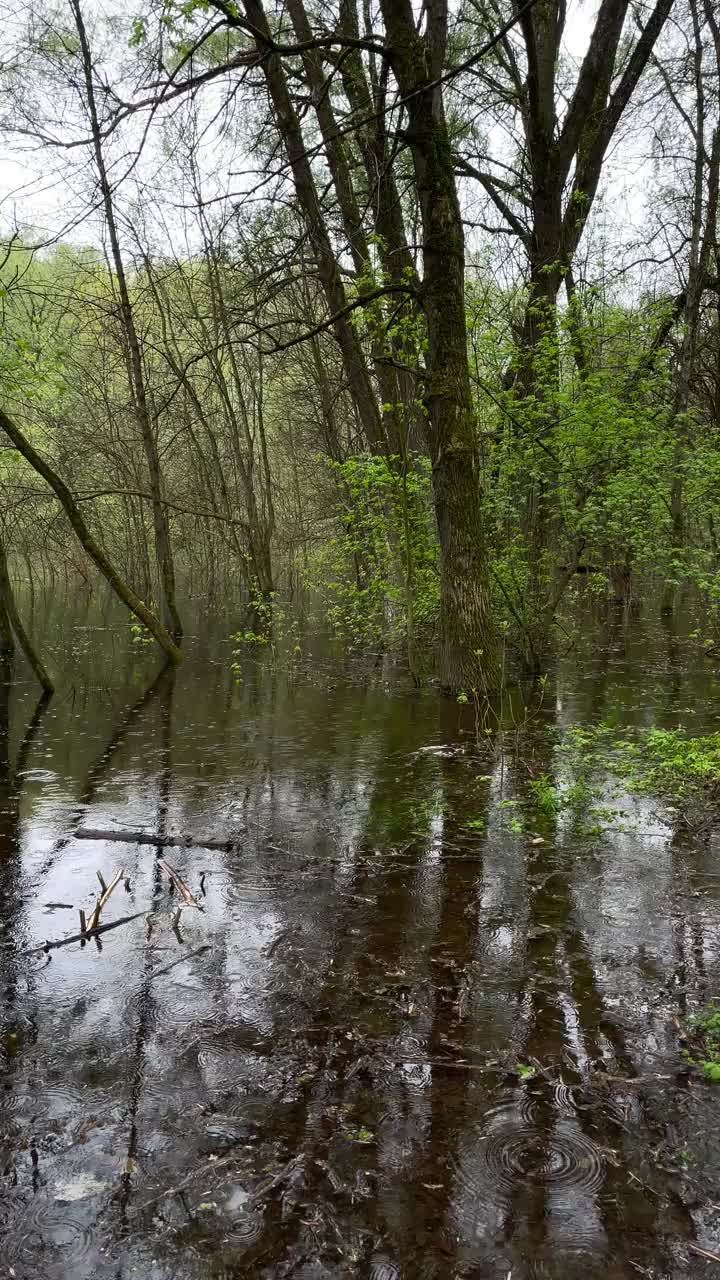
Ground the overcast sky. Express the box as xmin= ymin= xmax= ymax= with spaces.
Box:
xmin=0 ymin=0 xmax=657 ymax=292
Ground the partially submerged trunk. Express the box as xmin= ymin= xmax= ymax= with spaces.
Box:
xmin=379 ymin=0 xmax=499 ymax=694
xmin=0 ymin=595 xmax=13 ymax=680
xmin=71 ymin=0 xmax=183 ymax=644
xmin=0 ymin=535 xmax=54 ymax=694
xmin=667 ymin=0 xmax=720 ymax=574
xmin=0 ymin=407 xmax=183 ymax=665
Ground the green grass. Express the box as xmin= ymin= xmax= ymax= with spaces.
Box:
xmin=685 ymin=1004 xmax=720 ymax=1081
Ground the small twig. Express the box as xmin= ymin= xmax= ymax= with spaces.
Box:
xmin=688 ymin=1243 xmax=720 ymax=1264
xmin=383 ymin=1056 xmax=498 ymax=1073
xmin=87 ymin=867 xmax=124 ymax=931
xmin=96 ymin=870 xmax=107 ymax=893
xmin=248 ymin=1154 xmax=304 ymax=1204
xmin=79 ymin=909 xmax=87 ymax=935
xmin=135 ymin=1154 xmax=235 ymax=1212
xmin=149 ymin=943 xmax=211 ymax=980
xmin=628 ymin=1170 xmax=660 ymax=1199
xmin=603 ymin=1073 xmax=674 ymax=1084
xmin=265 ymin=927 xmax=297 ymax=959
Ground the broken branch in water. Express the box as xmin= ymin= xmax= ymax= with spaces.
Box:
xmin=149 ymin=943 xmax=211 ymax=979
xmin=87 ymin=866 xmax=124 ymax=931
xmin=21 ymin=911 xmax=147 ymax=956
xmin=75 ymin=826 xmax=238 ymax=850
xmin=134 ymin=1149 xmax=301 ymax=1218
xmin=135 ymin=1154 xmax=236 ymax=1212
xmin=248 ymin=1154 xmax=304 ymax=1204
xmin=158 ymin=858 xmax=203 ymax=910
xmin=688 ymin=1243 xmax=720 ymax=1264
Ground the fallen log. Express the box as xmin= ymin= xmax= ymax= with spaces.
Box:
xmin=75 ymin=827 xmax=238 ymax=851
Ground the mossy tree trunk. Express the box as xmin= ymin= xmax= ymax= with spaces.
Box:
xmin=0 ymin=596 xmax=13 ymax=682
xmin=379 ymin=0 xmax=499 ymax=694
xmin=0 ymin=534 xmax=54 ymax=694
xmin=666 ymin=0 xmax=720 ymax=577
xmin=236 ymin=0 xmax=387 ymax=456
xmin=0 ymin=407 xmax=183 ymax=666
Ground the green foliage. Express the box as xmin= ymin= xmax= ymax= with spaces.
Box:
xmin=528 ymin=774 xmax=562 ymax=817
xmin=344 ymin=1126 xmax=374 ymax=1143
xmin=128 ymin=17 xmax=147 ymax=46
xmin=561 ymin=721 xmax=720 ymax=818
xmin=349 ymin=250 xmax=427 ymax=380
xmin=3 ymin=230 xmax=720 ymax=682
xmin=304 ymin=454 xmax=438 ymax=652
xmin=642 ymin=728 xmax=720 ymax=786
xmin=466 ymin=286 xmax=681 ymax=658
xmin=685 ymin=1005 xmax=720 ymax=1081
xmin=564 ymin=779 xmax=595 ymax=809
xmin=366 ymin=786 xmax=445 ymax=845
xmin=229 ymin=588 xmax=303 ymax=679
xmin=130 ymin=621 xmax=154 ymax=648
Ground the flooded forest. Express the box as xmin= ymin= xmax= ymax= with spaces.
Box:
xmin=2 ymin=0 xmax=720 ymax=1276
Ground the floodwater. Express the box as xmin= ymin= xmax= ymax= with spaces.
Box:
xmin=2 ymin=592 xmax=720 ymax=1278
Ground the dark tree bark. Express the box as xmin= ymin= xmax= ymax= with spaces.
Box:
xmin=378 ymin=0 xmax=499 ymax=693
xmin=230 ymin=0 xmax=387 ymax=454
xmin=473 ymin=0 xmax=674 ymax=391
xmin=285 ymin=0 xmax=411 ymax=453
xmin=0 ymin=533 xmax=54 ymax=693
xmin=0 ymin=595 xmax=13 ymax=681
xmin=70 ymin=0 xmax=183 ymax=644
xmin=0 ymin=407 xmax=183 ymax=665
xmin=666 ymin=0 xmax=720 ymax=555
xmin=335 ymin=0 xmax=425 ymax=443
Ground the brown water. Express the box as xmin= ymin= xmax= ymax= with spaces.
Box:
xmin=2 ymin=595 xmax=720 ymax=1279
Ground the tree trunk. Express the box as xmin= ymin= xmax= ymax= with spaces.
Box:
xmin=71 ymin=0 xmax=183 ymax=644
xmin=0 ymin=595 xmax=13 ymax=681
xmin=286 ymin=0 xmax=418 ymax=454
xmin=672 ymin=0 xmax=720 ymax=541
xmin=0 ymin=535 xmax=54 ymax=693
xmin=666 ymin=0 xmax=720 ymax=580
xmin=379 ymin=0 xmax=498 ymax=693
xmin=0 ymin=407 xmax=183 ymax=665
xmin=239 ymin=0 xmax=387 ymax=454
xmin=337 ymin=0 xmax=425 ymax=446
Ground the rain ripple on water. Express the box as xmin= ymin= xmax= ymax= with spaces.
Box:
xmin=452 ymin=1091 xmax=607 ymax=1226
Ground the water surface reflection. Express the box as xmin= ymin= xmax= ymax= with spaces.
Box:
xmin=1 ymin=603 xmax=720 ymax=1277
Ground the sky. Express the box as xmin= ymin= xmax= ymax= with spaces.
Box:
xmin=0 ymin=0 xmax=660 ymax=293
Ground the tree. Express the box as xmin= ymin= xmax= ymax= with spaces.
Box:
xmin=0 ymin=406 xmax=183 ymax=664
xmin=70 ymin=0 xmax=183 ymax=643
